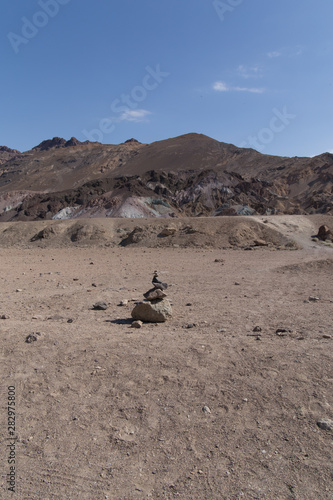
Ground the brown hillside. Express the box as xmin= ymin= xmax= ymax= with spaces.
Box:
xmin=0 ymin=133 xmax=332 ymax=220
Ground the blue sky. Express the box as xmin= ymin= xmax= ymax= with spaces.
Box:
xmin=1 ymin=0 xmax=333 ymax=157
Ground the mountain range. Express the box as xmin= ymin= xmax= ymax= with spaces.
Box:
xmin=0 ymin=133 xmax=332 ymax=221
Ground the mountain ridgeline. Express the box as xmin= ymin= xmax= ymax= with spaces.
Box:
xmin=0 ymin=133 xmax=332 ymax=221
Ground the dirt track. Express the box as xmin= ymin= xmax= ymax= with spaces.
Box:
xmin=0 ymin=217 xmax=333 ymax=499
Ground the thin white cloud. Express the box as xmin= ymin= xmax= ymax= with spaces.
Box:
xmin=213 ymin=81 xmax=264 ymax=94
xmin=213 ymin=81 xmax=229 ymax=91
xmin=267 ymin=46 xmax=303 ymax=59
xmin=120 ymin=109 xmax=152 ymax=122
xmin=267 ymin=51 xmax=281 ymax=58
xmin=236 ymin=64 xmax=263 ymax=78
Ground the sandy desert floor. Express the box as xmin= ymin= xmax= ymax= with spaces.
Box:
xmin=0 ymin=217 xmax=332 ymax=499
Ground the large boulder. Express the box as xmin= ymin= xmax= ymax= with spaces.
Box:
xmin=131 ymin=299 xmax=172 ymax=323
xmin=317 ymin=225 xmax=332 ymax=241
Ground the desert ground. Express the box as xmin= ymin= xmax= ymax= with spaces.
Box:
xmin=0 ymin=216 xmax=332 ymax=499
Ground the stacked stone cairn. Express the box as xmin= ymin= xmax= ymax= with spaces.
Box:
xmin=131 ymin=271 xmax=172 ymax=324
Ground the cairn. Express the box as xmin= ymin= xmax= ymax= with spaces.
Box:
xmin=131 ymin=271 xmax=172 ymax=323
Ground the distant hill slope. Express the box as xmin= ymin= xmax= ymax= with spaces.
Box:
xmin=0 ymin=133 xmax=332 ymax=221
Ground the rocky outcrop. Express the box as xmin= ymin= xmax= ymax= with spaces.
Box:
xmin=0 ymin=146 xmax=21 ymax=165
xmin=316 ymin=225 xmax=332 ymax=241
xmin=32 ymin=137 xmax=67 ymax=151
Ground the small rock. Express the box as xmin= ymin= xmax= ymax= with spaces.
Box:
xmin=16 ymin=289 xmax=23 ymax=292
xmin=234 ymin=282 xmax=240 ymax=286
xmin=144 ymin=288 xmax=167 ymax=301
xmin=317 ymin=419 xmax=333 ymax=431
xmin=275 ymin=328 xmax=291 ymax=336
xmin=119 ymin=299 xmax=128 ymax=306
xmin=25 ymin=334 xmax=38 ymax=343
xmin=322 ymin=334 xmax=331 ymax=339
xmin=253 ymin=326 xmax=262 ymax=332
xmin=186 ymin=302 xmax=192 ymax=306
xmin=183 ymin=323 xmax=195 ymax=329
xmin=309 ymin=296 xmax=320 ymax=302
xmin=67 ymin=319 xmax=73 ymax=323
xmin=93 ymin=301 xmax=108 ymax=310
xmin=253 ymin=239 xmax=268 ymax=247
xmin=159 ymin=227 xmax=177 ymax=237
xmin=202 ymin=406 xmax=211 ymax=414
xmin=92 ymin=283 xmax=97 ymax=287
xmin=0 ymin=314 xmax=10 ymax=320
xmin=217 ymin=328 xmax=226 ymax=333
xmin=131 ymin=320 xmax=143 ymax=329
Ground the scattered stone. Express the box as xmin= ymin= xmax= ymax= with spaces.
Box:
xmin=144 ymin=288 xmax=167 ymax=301
xmin=322 ymin=334 xmax=331 ymax=339
xmin=93 ymin=301 xmax=108 ymax=310
xmin=214 ymin=259 xmax=224 ymax=263
xmin=202 ymin=406 xmax=211 ymax=414
xmin=234 ymin=282 xmax=240 ymax=286
xmin=217 ymin=328 xmax=226 ymax=333
xmin=25 ymin=334 xmax=38 ymax=343
xmin=16 ymin=289 xmax=23 ymax=292
xmin=67 ymin=319 xmax=73 ymax=323
xmin=119 ymin=299 xmax=128 ymax=306
xmin=309 ymin=296 xmax=320 ymax=302
xmin=159 ymin=227 xmax=177 ymax=237
xmin=275 ymin=328 xmax=292 ymax=336
xmin=131 ymin=320 xmax=143 ymax=329
xmin=47 ymin=315 xmax=64 ymax=321
xmin=183 ymin=226 xmax=197 ymax=234
xmin=186 ymin=303 xmax=192 ymax=306
xmin=253 ymin=326 xmax=262 ymax=332
xmin=131 ymin=299 xmax=172 ymax=323
xmin=253 ymin=239 xmax=268 ymax=247
xmin=0 ymin=314 xmax=10 ymax=320
xmin=92 ymin=283 xmax=97 ymax=287
xmin=183 ymin=323 xmax=195 ymax=329
xmin=317 ymin=419 xmax=333 ymax=431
